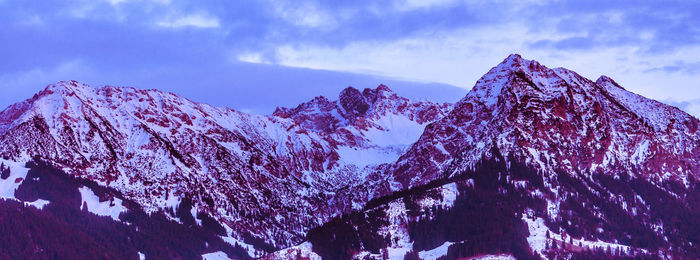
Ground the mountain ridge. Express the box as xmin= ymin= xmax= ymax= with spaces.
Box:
xmin=1 ymin=54 xmax=699 ymax=259
xmin=0 ymin=79 xmax=451 ymax=254
xmin=390 ymin=54 xmax=700 ymax=190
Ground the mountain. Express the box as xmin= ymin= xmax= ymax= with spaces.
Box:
xmin=0 ymin=81 xmax=450 ymax=257
xmin=273 ymin=84 xmax=451 ymax=179
xmin=306 ymin=54 xmax=700 ymax=259
xmin=391 ymin=54 xmax=699 ymax=188
xmin=0 ymin=54 xmax=699 ymax=259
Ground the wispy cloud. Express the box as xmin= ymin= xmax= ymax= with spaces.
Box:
xmin=157 ymin=13 xmax=220 ymax=29
xmin=268 ymin=0 xmax=338 ymax=29
xmin=268 ymin=24 xmax=532 ymax=87
xmin=236 ymin=52 xmax=268 ymax=64
xmin=2 ymin=0 xmax=700 ymax=115
xmin=393 ymin=0 xmax=459 ymax=11
xmin=104 ymin=0 xmax=129 ymax=6
xmin=0 ymin=59 xmax=92 ymax=109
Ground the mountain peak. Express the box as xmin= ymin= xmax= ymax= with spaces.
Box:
xmin=375 ymin=84 xmax=392 ymax=93
xmin=498 ymin=53 xmax=547 ymax=72
xmin=360 ymin=84 xmax=398 ymax=105
xmin=497 ymin=53 xmax=553 ymax=73
xmin=394 ymin=54 xmax=700 ymax=189
xmin=503 ymin=53 xmax=525 ymax=64
xmin=596 ymin=75 xmax=625 ymax=90
xmin=40 ymin=80 xmax=91 ymax=96
xmin=466 ymin=54 xmax=551 ymax=107
xmin=339 ymin=86 xmax=370 ymax=117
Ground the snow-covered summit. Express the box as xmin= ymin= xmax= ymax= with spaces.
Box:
xmin=274 ymin=84 xmax=452 ymax=150
xmin=392 ymin=54 xmax=700 ymax=189
xmin=0 ymin=80 xmax=452 ymax=250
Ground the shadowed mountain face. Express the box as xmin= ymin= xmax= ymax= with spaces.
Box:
xmin=0 ymin=55 xmax=699 ymax=259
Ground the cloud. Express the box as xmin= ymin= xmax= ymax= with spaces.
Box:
xmin=157 ymin=13 xmax=220 ymax=29
xmin=531 ymin=37 xmax=594 ymax=50
xmin=268 ymin=0 xmax=337 ymax=29
xmin=237 ymin=52 xmax=268 ymax=64
xmin=644 ymin=61 xmax=700 ymax=74
xmin=664 ymin=99 xmax=700 ymax=119
xmin=104 ymin=0 xmax=171 ymax=6
xmin=0 ymin=58 xmax=465 ymax=115
xmin=16 ymin=15 xmax=44 ymax=27
xmin=247 ymin=20 xmax=700 ymax=109
xmin=105 ymin=0 xmax=129 ymax=6
xmin=2 ymin=0 xmax=700 ymax=116
xmin=393 ymin=0 xmax=459 ymax=11
xmin=0 ymin=60 xmax=93 ymax=109
xmin=267 ymin=24 xmax=532 ymax=87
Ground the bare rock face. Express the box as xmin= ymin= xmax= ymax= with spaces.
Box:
xmin=340 ymin=86 xmax=371 ymax=118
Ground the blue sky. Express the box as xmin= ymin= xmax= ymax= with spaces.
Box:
xmin=1 ymin=0 xmax=700 ymax=115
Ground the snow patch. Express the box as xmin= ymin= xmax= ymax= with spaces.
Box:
xmin=79 ymin=186 xmax=127 ymax=221
xmin=361 ymin=113 xmax=426 ymax=147
xmin=25 ymin=199 xmax=50 ymax=209
xmin=418 ymin=241 xmax=453 ymax=260
xmin=190 ymin=202 xmax=202 ymax=226
xmin=0 ymin=159 xmax=30 ymax=201
xmin=202 ymin=251 xmax=231 ymax=260
xmin=522 ymin=215 xmax=549 ymax=256
xmin=220 ymin=223 xmax=259 ymax=258
xmin=467 ymin=254 xmax=517 ymax=260
xmin=0 ymin=158 xmax=50 ymax=209
xmin=336 ymin=146 xmax=399 ymax=168
xmin=419 ymin=182 xmax=459 ymax=209
xmin=267 ymin=242 xmax=322 ymax=260
xmin=378 ymin=200 xmax=413 ymax=259
xmin=522 ymin=214 xmax=634 ymax=257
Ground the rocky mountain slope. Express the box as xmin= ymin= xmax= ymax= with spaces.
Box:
xmin=0 ymin=54 xmax=699 ymax=259
xmin=0 ymin=81 xmax=450 ymax=256
xmin=391 ymin=54 xmax=699 ymax=189
xmin=307 ymin=54 xmax=700 ymax=259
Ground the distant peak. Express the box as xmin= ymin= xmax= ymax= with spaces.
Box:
xmin=340 ymin=86 xmax=361 ymax=103
xmin=491 ymin=54 xmax=546 ymax=76
xmin=596 ymin=75 xmax=625 ymax=90
xmin=340 ymin=86 xmax=360 ymax=94
xmin=53 ymin=80 xmax=87 ymax=89
xmin=339 ymin=86 xmax=369 ymax=116
xmin=43 ymin=80 xmax=91 ymax=92
xmin=467 ymin=54 xmax=561 ymax=107
xmin=37 ymin=81 xmax=93 ymax=98
xmin=360 ymin=84 xmax=397 ymax=104
xmin=311 ymin=95 xmax=332 ymax=103
xmin=504 ymin=53 xmax=524 ymax=63
xmin=375 ymin=84 xmax=393 ymax=93
xmin=500 ymin=53 xmax=532 ymax=68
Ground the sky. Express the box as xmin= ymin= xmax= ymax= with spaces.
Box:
xmin=1 ymin=0 xmax=700 ymax=116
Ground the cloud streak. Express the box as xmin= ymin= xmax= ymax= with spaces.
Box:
xmin=157 ymin=13 xmax=220 ymax=28
xmin=1 ymin=0 xmax=699 ymax=116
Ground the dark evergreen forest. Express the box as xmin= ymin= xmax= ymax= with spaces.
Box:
xmin=307 ymin=149 xmax=699 ymax=259
xmin=0 ymin=159 xmax=249 ymax=259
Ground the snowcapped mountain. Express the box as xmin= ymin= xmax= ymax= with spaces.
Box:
xmin=1 ymin=54 xmax=699 ymax=259
xmin=274 ymin=84 xmax=451 ymax=169
xmin=307 ymin=55 xmax=700 ymax=259
xmin=392 ymin=54 xmax=699 ymax=188
xmin=0 ymin=81 xmax=450 ymax=253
